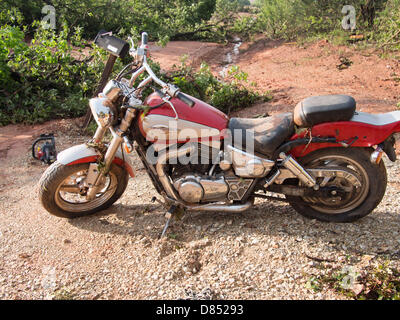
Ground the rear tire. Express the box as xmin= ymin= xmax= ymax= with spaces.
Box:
xmin=287 ymin=148 xmax=387 ymax=222
xmin=39 ymin=161 xmax=129 ymax=219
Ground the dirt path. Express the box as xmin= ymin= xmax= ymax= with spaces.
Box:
xmin=149 ymin=41 xmax=222 ymax=70
xmin=0 ymin=40 xmax=400 ymax=300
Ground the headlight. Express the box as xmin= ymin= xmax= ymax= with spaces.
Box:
xmin=103 ymin=80 xmax=123 ymax=102
xmin=89 ymin=97 xmax=115 ymax=128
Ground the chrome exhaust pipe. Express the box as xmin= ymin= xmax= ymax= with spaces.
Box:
xmin=187 ymin=200 xmax=253 ymax=213
xmin=156 ymin=144 xmax=196 ymax=200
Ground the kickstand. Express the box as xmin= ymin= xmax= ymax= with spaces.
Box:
xmin=160 ymin=205 xmax=177 ymax=239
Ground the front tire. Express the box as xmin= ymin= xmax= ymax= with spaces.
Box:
xmin=38 ymin=161 xmax=129 ymax=218
xmin=288 ymin=148 xmax=387 ymax=222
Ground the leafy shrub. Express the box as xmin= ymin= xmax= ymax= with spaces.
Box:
xmin=0 ymin=18 xmax=264 ymax=126
xmin=167 ymin=59 xmax=265 ymax=114
xmin=307 ymin=260 xmax=400 ymax=300
xmin=374 ymin=0 xmax=400 ymax=50
xmin=1 ymin=0 xmax=222 ymax=41
xmin=0 ymin=22 xmax=121 ymax=125
xmin=254 ymin=0 xmax=395 ymax=42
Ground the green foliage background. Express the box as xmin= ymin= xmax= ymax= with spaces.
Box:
xmin=1 ymin=0 xmax=400 ymax=126
xmin=255 ymin=0 xmax=399 ymax=45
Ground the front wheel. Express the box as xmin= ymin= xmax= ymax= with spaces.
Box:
xmin=287 ymin=148 xmax=387 ymax=222
xmin=38 ymin=161 xmax=129 ymax=218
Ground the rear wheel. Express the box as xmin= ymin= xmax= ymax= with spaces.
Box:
xmin=39 ymin=161 xmax=129 ymax=218
xmin=287 ymin=148 xmax=387 ymax=222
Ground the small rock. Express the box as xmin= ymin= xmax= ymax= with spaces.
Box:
xmin=351 ymin=284 xmax=364 ymax=296
xmin=251 ymin=239 xmax=259 ymax=245
xmin=276 ymin=268 xmax=285 ymax=274
xmin=18 ymin=253 xmax=31 ymax=259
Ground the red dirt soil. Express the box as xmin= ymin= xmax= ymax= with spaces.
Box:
xmin=231 ymin=39 xmax=400 ymax=117
xmin=1 ymin=39 xmax=400 ymax=161
xmin=149 ymin=41 xmax=222 ymax=70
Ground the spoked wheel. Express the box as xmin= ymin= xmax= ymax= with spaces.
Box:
xmin=287 ymin=148 xmax=387 ymax=222
xmin=39 ymin=161 xmax=129 ymax=218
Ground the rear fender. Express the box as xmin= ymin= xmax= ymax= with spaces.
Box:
xmin=289 ymin=111 xmax=400 ymax=159
xmin=57 ymin=144 xmax=135 ymax=178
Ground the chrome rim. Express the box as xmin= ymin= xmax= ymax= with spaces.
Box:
xmin=302 ymin=155 xmax=369 ymax=214
xmin=55 ymin=167 xmax=118 ymax=213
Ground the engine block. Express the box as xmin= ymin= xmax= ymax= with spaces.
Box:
xmin=173 ymin=175 xmax=229 ymax=203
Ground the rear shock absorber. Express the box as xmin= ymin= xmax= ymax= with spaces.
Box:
xmin=279 ymin=152 xmax=317 ymax=188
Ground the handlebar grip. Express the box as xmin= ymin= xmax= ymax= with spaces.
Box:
xmin=177 ymin=92 xmax=195 ymax=108
xmin=141 ymin=32 xmax=148 ymax=46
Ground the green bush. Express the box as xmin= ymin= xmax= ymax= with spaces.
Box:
xmin=0 ymin=22 xmax=118 ymax=125
xmin=1 ymin=0 xmax=222 ymax=41
xmin=0 ymin=17 xmax=263 ymax=126
xmin=168 ymin=59 xmax=264 ymax=114
xmin=254 ymin=0 xmax=394 ymax=41
xmin=374 ymin=0 xmax=400 ymax=50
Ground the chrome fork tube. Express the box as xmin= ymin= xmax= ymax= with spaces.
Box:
xmin=93 ymin=126 xmax=107 ymax=143
xmin=86 ymin=108 xmax=136 ymax=200
xmin=86 ymin=131 xmax=123 ymax=200
xmin=103 ymin=130 xmax=123 ymax=172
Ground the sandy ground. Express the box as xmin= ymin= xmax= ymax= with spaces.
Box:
xmin=0 ymin=39 xmax=400 ymax=300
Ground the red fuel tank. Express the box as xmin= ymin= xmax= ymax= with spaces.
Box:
xmin=138 ymin=92 xmax=229 ymax=143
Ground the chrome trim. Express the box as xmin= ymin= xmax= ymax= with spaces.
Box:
xmin=309 ymin=167 xmax=361 ymax=187
xmin=187 ymin=200 xmax=253 ymax=213
xmin=123 ymin=136 xmax=134 ymax=153
xmin=225 ymin=176 xmax=253 ymax=201
xmin=102 ymin=80 xmax=120 ymax=96
xmin=264 ymin=169 xmax=281 ymax=188
xmin=226 ymin=145 xmax=275 ymax=178
xmin=274 ymin=168 xmax=295 ymax=184
xmin=129 ymin=66 xmax=146 ymax=87
xmin=279 ymin=153 xmax=316 ymax=187
xmin=370 ymin=146 xmax=384 ymax=164
xmin=93 ymin=126 xmax=107 ymax=143
xmin=273 ymin=166 xmax=361 ymax=188
xmin=89 ymin=97 xmax=114 ymax=128
xmin=173 ymin=175 xmax=229 ymax=203
xmin=176 ymin=180 xmax=204 ymax=203
xmin=156 ymin=144 xmax=196 ymax=200
xmin=137 ymin=75 xmax=153 ymax=91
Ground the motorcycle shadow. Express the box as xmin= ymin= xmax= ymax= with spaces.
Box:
xmin=68 ymin=201 xmax=400 ymax=258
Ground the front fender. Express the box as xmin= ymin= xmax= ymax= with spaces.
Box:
xmin=57 ymin=144 xmax=135 ymax=178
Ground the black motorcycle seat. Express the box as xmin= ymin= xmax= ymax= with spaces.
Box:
xmin=228 ymin=113 xmax=294 ymax=158
xmin=294 ymin=95 xmax=356 ymax=127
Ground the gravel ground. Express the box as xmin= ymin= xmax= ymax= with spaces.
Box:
xmin=0 ymin=122 xmax=399 ymax=300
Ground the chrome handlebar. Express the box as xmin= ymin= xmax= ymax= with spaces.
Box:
xmin=115 ymin=32 xmax=195 ymax=110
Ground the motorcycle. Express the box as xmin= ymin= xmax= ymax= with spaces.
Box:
xmin=39 ymin=31 xmax=400 ymax=236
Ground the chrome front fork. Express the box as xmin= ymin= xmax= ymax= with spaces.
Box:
xmin=86 ymin=108 xmax=136 ymax=200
